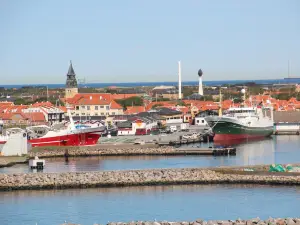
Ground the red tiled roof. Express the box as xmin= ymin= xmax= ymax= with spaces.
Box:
xmin=58 ymin=106 xmax=67 ymax=113
xmin=110 ymin=100 xmax=123 ymax=109
xmin=66 ymin=93 xmax=112 ymax=105
xmin=32 ymin=101 xmax=53 ymax=107
xmin=111 ymin=94 xmax=139 ymax=100
xmin=145 ymin=101 xmax=175 ymax=111
xmin=125 ymin=106 xmax=146 ymax=115
xmin=23 ymin=112 xmax=46 ymax=122
xmin=0 ymin=101 xmax=14 ymax=106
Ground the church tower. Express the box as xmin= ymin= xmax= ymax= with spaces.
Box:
xmin=65 ymin=60 xmax=78 ymax=99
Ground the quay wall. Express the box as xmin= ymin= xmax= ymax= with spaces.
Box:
xmin=62 ymin=218 xmax=300 ymax=225
xmin=1 ymin=168 xmax=300 ymax=191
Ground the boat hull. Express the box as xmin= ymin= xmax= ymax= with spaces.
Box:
xmin=205 ymin=116 xmax=274 ymax=142
xmin=28 ymin=132 xmax=101 ymax=147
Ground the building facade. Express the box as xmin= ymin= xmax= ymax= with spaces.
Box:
xmin=67 ymin=94 xmax=124 ymax=117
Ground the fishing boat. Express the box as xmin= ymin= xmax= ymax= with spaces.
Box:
xmin=26 ymin=110 xmax=106 ymax=147
xmin=1 ymin=110 xmax=106 ymax=147
xmin=205 ymin=89 xmax=274 ymax=142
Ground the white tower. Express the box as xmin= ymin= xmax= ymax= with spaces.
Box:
xmin=198 ymin=69 xmax=203 ymax=95
xmin=178 ymin=61 xmax=182 ymax=99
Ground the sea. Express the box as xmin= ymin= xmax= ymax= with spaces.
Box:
xmin=1 ymin=78 xmax=300 ymax=89
xmin=0 ymin=136 xmax=300 ymax=225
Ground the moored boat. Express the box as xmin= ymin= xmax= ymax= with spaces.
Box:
xmin=27 ymin=110 xmax=106 ymax=147
xmin=205 ymin=107 xmax=274 ymax=142
xmin=1 ymin=110 xmax=106 ymax=148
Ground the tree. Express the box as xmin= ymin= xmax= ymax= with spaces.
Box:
xmin=116 ymin=96 xmax=143 ymax=108
xmin=248 ymin=86 xmax=264 ymax=95
xmin=183 ymin=87 xmax=194 ymax=97
xmin=176 ymin=100 xmax=186 ymax=106
xmin=203 ymin=95 xmax=214 ymax=101
xmin=14 ymin=98 xmax=26 ymax=105
xmin=155 ymin=98 xmax=170 ymax=102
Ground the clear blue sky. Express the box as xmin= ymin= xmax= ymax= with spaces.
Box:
xmin=0 ymin=0 xmax=299 ymax=84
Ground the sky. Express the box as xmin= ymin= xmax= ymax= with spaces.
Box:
xmin=0 ymin=0 xmax=300 ymax=84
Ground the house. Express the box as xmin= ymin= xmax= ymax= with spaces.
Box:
xmin=154 ymin=107 xmax=183 ymax=124
xmin=66 ymin=93 xmax=124 ymax=117
xmin=0 ymin=112 xmax=46 ymax=125
xmin=117 ymin=116 xmax=158 ymax=136
xmin=23 ymin=105 xmax=65 ymax=124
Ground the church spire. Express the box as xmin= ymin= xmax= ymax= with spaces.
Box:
xmin=65 ymin=60 xmax=78 ymax=88
xmin=67 ymin=60 xmax=76 ymax=76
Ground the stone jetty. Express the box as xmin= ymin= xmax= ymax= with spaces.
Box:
xmin=29 ymin=146 xmax=175 ymax=158
xmin=1 ymin=168 xmax=300 ymax=191
xmin=61 ymin=218 xmax=300 ymax=225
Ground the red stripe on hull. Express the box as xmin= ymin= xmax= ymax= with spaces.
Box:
xmin=0 ymin=141 xmax=6 ymax=144
xmin=214 ymin=133 xmax=266 ymax=141
xmin=28 ymin=133 xmax=101 ymax=147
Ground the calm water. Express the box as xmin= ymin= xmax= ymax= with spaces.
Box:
xmin=0 ymin=184 xmax=300 ymax=225
xmin=1 ymin=136 xmax=300 ymax=174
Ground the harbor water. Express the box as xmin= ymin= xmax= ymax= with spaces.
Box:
xmin=1 ymin=136 xmax=300 ymax=225
xmin=1 ymin=136 xmax=300 ymax=174
xmin=1 ymin=184 xmax=300 ymax=225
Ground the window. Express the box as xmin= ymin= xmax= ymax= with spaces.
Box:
xmin=76 ymin=106 xmax=79 ymax=110
xmin=106 ymin=106 xmax=110 ymax=110
xmin=202 ymin=120 xmax=205 ymax=123
xmin=112 ymin=112 xmax=115 ymax=115
xmin=196 ymin=120 xmax=199 ymax=123
xmin=100 ymin=106 xmax=104 ymax=109
xmin=101 ymin=113 xmax=104 ymax=115
xmin=95 ymin=106 xmax=98 ymax=110
xmin=82 ymin=113 xmax=85 ymax=116
xmin=95 ymin=113 xmax=98 ymax=116
xmin=87 ymin=106 xmax=90 ymax=110
xmin=81 ymin=106 xmax=85 ymax=109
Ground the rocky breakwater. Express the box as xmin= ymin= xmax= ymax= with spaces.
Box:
xmin=29 ymin=146 xmax=175 ymax=158
xmin=1 ymin=168 xmax=300 ymax=191
xmin=61 ymin=218 xmax=300 ymax=225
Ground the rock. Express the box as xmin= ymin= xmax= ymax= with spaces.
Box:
xmin=286 ymin=219 xmax=296 ymax=225
xmin=276 ymin=220 xmax=285 ymax=225
xmin=207 ymin=221 xmax=217 ymax=225
xmin=251 ymin=218 xmax=261 ymax=224
xmin=196 ymin=220 xmax=204 ymax=224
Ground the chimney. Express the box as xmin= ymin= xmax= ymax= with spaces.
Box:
xmin=90 ymin=96 xmax=92 ymax=100
xmin=100 ymin=96 xmax=102 ymax=100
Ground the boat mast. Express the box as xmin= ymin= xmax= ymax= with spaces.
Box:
xmin=241 ymin=87 xmax=246 ymax=107
xmin=218 ymin=88 xmax=222 ymax=116
xmin=67 ymin=107 xmax=75 ymax=130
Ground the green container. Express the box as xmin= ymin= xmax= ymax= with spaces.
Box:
xmin=269 ymin=164 xmax=286 ymax=172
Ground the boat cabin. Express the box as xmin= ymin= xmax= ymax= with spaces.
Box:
xmin=227 ymin=108 xmax=257 ymax=118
